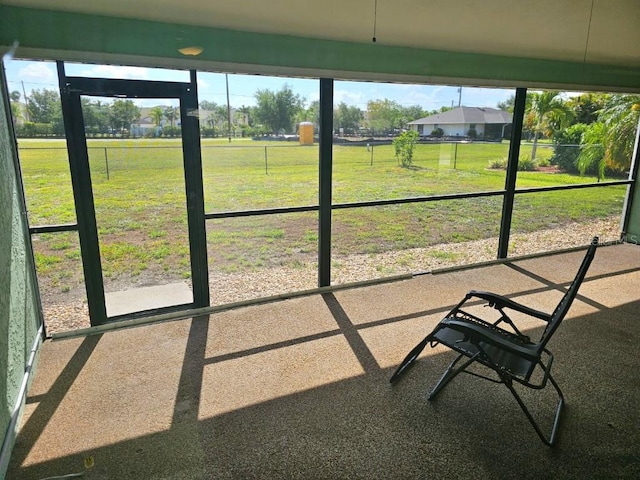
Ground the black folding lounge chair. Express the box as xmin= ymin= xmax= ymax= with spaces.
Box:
xmin=390 ymin=237 xmax=599 ymax=446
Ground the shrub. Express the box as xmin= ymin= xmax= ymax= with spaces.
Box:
xmin=488 ymin=157 xmax=507 ymax=169
xmin=577 ymin=122 xmax=607 ymax=180
xmin=467 ymin=128 xmax=478 ymax=140
xmin=517 ymin=155 xmax=537 ymax=171
xmin=201 ymin=127 xmax=220 ymax=138
xmin=551 ymin=123 xmax=588 ymax=174
xmin=161 ymin=126 xmax=181 ymax=137
xmin=393 ymin=130 xmax=420 ymax=167
xmin=431 ymin=127 xmax=444 ymax=137
xmin=15 ymin=122 xmax=53 ymax=137
xmin=246 ymin=125 xmax=270 ymax=137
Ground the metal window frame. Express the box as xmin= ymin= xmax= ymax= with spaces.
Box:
xmin=24 ymin=68 xmax=639 ymax=328
xmin=56 ymin=62 xmax=209 ymax=326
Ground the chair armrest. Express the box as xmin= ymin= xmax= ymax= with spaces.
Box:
xmin=467 ymin=290 xmax=552 ymax=322
xmin=441 ymin=319 xmax=540 ymax=362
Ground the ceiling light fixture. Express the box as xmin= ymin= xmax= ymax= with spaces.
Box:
xmin=178 ymin=46 xmax=204 ymax=56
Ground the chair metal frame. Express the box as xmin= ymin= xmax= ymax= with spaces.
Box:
xmin=390 ymin=238 xmax=599 ymax=446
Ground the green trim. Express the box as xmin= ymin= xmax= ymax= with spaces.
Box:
xmin=2 ymin=5 xmax=640 ymax=91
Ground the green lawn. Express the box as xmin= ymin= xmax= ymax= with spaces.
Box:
xmin=18 ymin=138 xmax=625 ymax=295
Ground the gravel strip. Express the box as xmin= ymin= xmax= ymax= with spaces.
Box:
xmin=42 ymin=218 xmax=621 ymax=335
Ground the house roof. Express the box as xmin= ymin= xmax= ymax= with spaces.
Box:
xmin=408 ymin=107 xmax=512 ymax=125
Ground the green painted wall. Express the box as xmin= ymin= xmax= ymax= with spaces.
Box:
xmin=1 ymin=5 xmax=640 ymax=92
xmin=0 ymin=62 xmax=42 ymax=477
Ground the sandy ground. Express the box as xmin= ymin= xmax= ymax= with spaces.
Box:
xmin=41 ymin=218 xmax=621 ymax=334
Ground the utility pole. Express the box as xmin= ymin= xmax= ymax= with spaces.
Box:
xmin=21 ymin=81 xmax=30 ymax=121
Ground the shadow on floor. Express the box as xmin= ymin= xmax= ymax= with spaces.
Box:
xmin=8 ymin=249 xmax=640 ymax=479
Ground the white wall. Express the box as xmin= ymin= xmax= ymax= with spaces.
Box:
xmin=412 ymin=123 xmax=485 ymax=137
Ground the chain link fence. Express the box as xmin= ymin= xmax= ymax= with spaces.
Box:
xmin=17 ymin=141 xmax=560 ymax=179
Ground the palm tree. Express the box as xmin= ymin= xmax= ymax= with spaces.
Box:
xmin=9 ymin=91 xmax=21 ymax=124
xmin=527 ymin=91 xmax=572 ymax=160
xmin=576 ymin=122 xmax=606 ymax=180
xmin=164 ymin=106 xmax=177 ymax=127
xmin=150 ymin=106 xmax=163 ymax=126
xmin=236 ymin=105 xmax=253 ymax=126
xmin=578 ymin=94 xmax=640 ymax=179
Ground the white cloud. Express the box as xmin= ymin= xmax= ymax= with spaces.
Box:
xmin=18 ymin=62 xmax=56 ymax=85
xmin=334 ymin=89 xmax=366 ymax=106
xmin=78 ymin=64 xmax=150 ymax=79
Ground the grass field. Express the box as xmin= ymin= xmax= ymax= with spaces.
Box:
xmin=19 ymin=138 xmax=626 ymax=300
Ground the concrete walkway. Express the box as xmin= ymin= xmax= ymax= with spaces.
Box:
xmin=8 ymin=243 xmax=640 ymax=479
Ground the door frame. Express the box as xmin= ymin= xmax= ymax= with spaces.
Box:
xmin=57 ymin=63 xmax=209 ymax=326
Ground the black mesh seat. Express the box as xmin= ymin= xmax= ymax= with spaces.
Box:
xmin=390 ymin=237 xmax=599 ymax=446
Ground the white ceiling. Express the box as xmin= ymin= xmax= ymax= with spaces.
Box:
xmin=4 ymin=0 xmax=640 ymax=67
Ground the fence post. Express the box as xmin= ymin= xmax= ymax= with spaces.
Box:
xmin=104 ymin=147 xmax=110 ymax=180
xmin=454 ymin=143 xmax=458 ymax=169
xmin=264 ymin=146 xmax=268 ymax=175
xmin=370 ymin=143 xmax=374 ymax=166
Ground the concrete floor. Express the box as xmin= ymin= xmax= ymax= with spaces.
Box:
xmin=7 ymin=243 xmax=640 ymax=479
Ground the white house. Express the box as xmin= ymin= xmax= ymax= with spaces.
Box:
xmin=408 ymin=106 xmax=512 ymax=140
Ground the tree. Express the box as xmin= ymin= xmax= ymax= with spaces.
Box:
xmin=551 ymin=123 xmax=589 ymax=174
xmin=9 ymin=91 xmax=21 ymax=124
xmin=565 ymin=93 xmax=606 ymax=125
xmin=214 ymin=104 xmax=229 ymax=135
xmin=203 ymin=113 xmax=217 ymax=136
xmin=27 ymin=88 xmax=61 ymax=124
xmin=402 ymin=105 xmax=428 ymax=123
xmin=497 ymin=95 xmax=515 ymax=113
xmin=236 ymin=105 xmax=253 ymax=127
xmin=366 ymin=99 xmax=404 ymax=135
xmin=164 ymin=106 xmax=178 ymax=128
xmin=150 ymin=107 xmax=164 ymax=126
xmin=577 ymin=94 xmax=640 ymax=178
xmin=199 ymin=101 xmax=218 ymax=111
xmin=496 ymin=94 xmax=534 ymax=115
xmin=599 ymin=95 xmax=640 ymax=171
xmin=198 ymin=102 xmax=220 ymax=136
xmin=81 ymin=98 xmax=110 ymax=135
xmin=393 ymin=130 xmax=420 ymax=167
xmin=334 ymin=102 xmax=363 ymax=134
xmin=254 ymin=85 xmax=304 ymax=134
xmin=296 ymin=100 xmax=319 ymax=130
xmin=10 ymin=102 xmax=19 ymax=123
xmin=109 ymin=99 xmax=140 ymax=135
xmin=526 ymin=91 xmax=572 ymax=160
xmin=576 ymin=122 xmax=606 ymax=180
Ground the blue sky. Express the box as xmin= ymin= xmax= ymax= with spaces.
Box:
xmin=4 ymin=59 xmax=516 ymax=112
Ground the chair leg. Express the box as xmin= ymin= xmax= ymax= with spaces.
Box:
xmin=428 ymin=353 xmax=478 ymax=401
xmin=502 ymin=374 xmax=565 ymax=446
xmin=389 ymin=335 xmax=433 ymax=384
